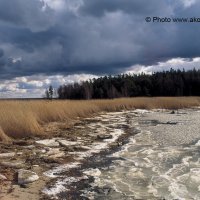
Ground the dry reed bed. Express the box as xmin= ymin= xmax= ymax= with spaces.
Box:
xmin=0 ymin=97 xmax=200 ymax=142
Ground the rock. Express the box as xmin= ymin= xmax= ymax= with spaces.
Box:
xmin=109 ymin=142 xmax=119 ymax=148
xmin=0 ymin=161 xmax=25 ymax=169
xmin=18 ymin=169 xmax=39 ymax=185
xmin=97 ymin=134 xmax=113 ymax=140
xmin=40 ymin=149 xmax=47 ymax=154
xmin=109 ymin=142 xmax=120 ymax=148
xmin=23 ymin=145 xmax=35 ymax=149
xmin=57 ymin=140 xmax=81 ymax=147
xmin=81 ymin=146 xmax=92 ymax=150
xmin=35 ymin=149 xmax=47 ymax=154
xmin=43 ymin=148 xmax=65 ymax=158
xmin=0 ymin=174 xmax=7 ymax=180
xmin=36 ymin=139 xmax=59 ymax=147
xmin=45 ymin=148 xmax=60 ymax=156
xmin=49 ymin=152 xmax=65 ymax=159
xmin=32 ymin=165 xmax=39 ymax=168
xmin=0 ymin=152 xmax=15 ymax=159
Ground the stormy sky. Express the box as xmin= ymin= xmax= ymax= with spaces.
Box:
xmin=0 ymin=0 xmax=200 ymax=97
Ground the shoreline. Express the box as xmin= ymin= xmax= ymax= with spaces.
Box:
xmin=1 ymin=107 xmax=200 ymax=199
xmin=42 ymin=127 xmax=139 ymax=199
xmin=0 ymin=110 xmax=142 ymax=199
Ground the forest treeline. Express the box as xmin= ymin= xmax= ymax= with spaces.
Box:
xmin=57 ymin=69 xmax=200 ymax=99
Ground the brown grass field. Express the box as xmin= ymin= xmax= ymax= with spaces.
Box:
xmin=0 ymin=97 xmax=200 ymax=142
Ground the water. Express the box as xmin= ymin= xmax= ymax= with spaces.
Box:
xmin=81 ymin=109 xmax=200 ymax=200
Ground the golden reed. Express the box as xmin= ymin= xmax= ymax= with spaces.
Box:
xmin=0 ymin=97 xmax=199 ymax=142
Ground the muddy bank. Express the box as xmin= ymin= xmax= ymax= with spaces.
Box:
xmin=0 ymin=109 xmax=143 ymax=200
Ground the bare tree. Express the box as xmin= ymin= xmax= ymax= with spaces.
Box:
xmin=45 ymin=85 xmax=54 ymax=100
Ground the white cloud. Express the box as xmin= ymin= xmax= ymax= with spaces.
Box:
xmin=43 ymin=0 xmax=66 ymax=11
xmin=42 ymin=0 xmax=83 ymax=13
xmin=126 ymin=57 xmax=200 ymax=74
xmin=181 ymin=0 xmax=196 ymax=8
xmin=12 ymin=57 xmax=22 ymax=64
xmin=125 ymin=65 xmax=153 ymax=75
xmin=0 ymin=73 xmax=98 ymax=98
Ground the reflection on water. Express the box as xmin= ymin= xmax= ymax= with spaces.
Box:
xmin=83 ymin=123 xmax=200 ymax=199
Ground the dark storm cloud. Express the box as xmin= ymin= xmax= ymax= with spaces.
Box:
xmin=0 ymin=0 xmax=199 ymax=79
xmin=0 ymin=49 xmax=4 ymax=58
xmin=0 ymin=0 xmax=54 ymax=31
xmin=80 ymin=0 xmax=171 ymax=17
